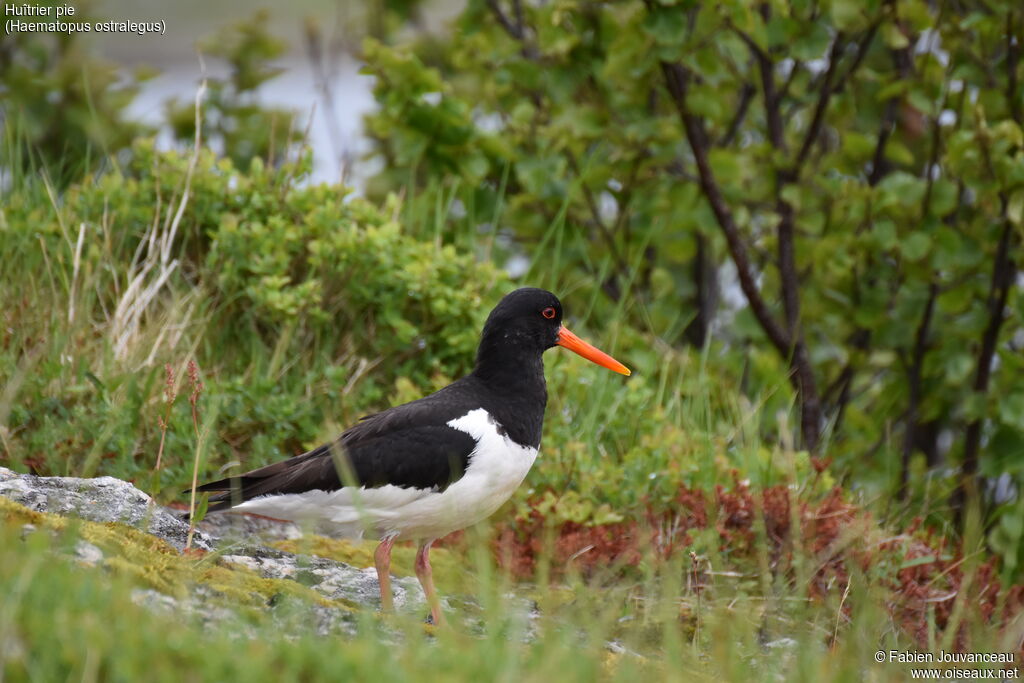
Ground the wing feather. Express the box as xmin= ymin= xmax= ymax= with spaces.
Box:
xmin=197 ymin=390 xmax=478 ymax=512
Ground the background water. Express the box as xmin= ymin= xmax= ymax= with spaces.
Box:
xmin=87 ymin=0 xmax=458 ymax=187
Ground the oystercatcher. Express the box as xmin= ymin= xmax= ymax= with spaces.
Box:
xmin=194 ymin=288 xmax=630 ymax=623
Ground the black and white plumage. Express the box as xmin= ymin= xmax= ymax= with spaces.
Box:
xmin=193 ymin=287 xmax=630 ymax=623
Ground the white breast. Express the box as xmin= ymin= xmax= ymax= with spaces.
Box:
xmin=233 ymin=408 xmax=539 ymax=542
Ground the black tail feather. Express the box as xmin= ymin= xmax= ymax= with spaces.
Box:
xmin=184 ymin=446 xmax=341 ymax=513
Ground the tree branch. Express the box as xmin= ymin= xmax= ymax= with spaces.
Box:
xmin=719 ymin=82 xmax=755 ymax=147
xmin=954 ymin=11 xmax=1022 ymax=517
xmin=835 ymin=22 xmax=881 ymax=95
xmin=564 ymin=150 xmax=631 ymax=284
xmin=735 ymin=26 xmax=787 ymax=152
xmin=867 ymin=99 xmax=898 ymax=185
xmin=681 ymin=16 xmax=828 ymax=448
xmin=486 ymin=0 xmax=523 ymax=39
xmin=1008 ymin=10 xmax=1021 ymax=124
xmin=659 ymin=60 xmax=793 ymax=357
xmin=795 ymin=34 xmax=844 ymax=168
xmin=485 ymin=0 xmax=538 ymax=58
xmin=954 ymin=215 xmax=1016 ymax=517
xmin=900 ymin=282 xmax=938 ymax=498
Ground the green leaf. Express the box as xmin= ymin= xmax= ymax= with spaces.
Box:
xmin=962 ymin=393 xmax=987 ymax=422
xmin=877 ymin=171 xmax=926 ymax=208
xmin=884 ymin=140 xmax=915 ymax=167
xmin=688 ymin=84 xmax=726 ymax=121
xmin=643 ymin=8 xmax=686 ymax=46
xmin=830 ymin=0 xmax=867 ymax=31
xmin=999 ymin=393 xmax=1024 ymax=427
xmin=928 ymin=179 xmax=958 ymax=217
xmin=780 ymin=184 xmax=803 ymax=211
xmin=900 ymin=233 xmax=932 ymax=261
xmin=931 ymin=226 xmax=962 ymax=270
xmin=791 ymin=21 xmax=832 ymax=61
xmin=872 ymin=219 xmax=898 ymax=250
xmin=842 ymin=131 xmax=876 ymax=162
xmin=1008 ymin=190 xmax=1024 ymax=227
xmin=944 ymin=353 xmax=974 ymax=384
xmin=988 ymin=427 xmax=1024 ymax=470
xmin=882 ymin=22 xmax=910 ymax=49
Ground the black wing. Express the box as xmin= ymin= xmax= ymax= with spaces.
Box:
xmin=196 ymin=390 xmax=478 ymax=512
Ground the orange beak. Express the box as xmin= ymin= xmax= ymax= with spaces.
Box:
xmin=556 ymin=326 xmax=631 ymax=376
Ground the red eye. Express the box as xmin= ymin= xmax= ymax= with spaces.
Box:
xmin=541 ymin=307 xmax=556 ymax=319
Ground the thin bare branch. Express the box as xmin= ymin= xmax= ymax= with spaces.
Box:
xmin=719 ymin=83 xmax=755 ymax=147
xmin=659 ymin=60 xmax=793 ymax=357
xmin=486 ymin=0 xmax=538 ymax=58
xmin=900 ymin=283 xmax=938 ymax=498
xmin=795 ymin=35 xmax=845 ymax=168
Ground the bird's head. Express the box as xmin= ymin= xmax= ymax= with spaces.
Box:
xmin=477 ymin=288 xmax=630 ymax=376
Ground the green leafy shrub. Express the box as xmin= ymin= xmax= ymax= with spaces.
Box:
xmin=1 ymin=140 xmax=507 ymax=484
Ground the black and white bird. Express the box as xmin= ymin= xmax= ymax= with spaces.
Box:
xmin=194 ymin=288 xmax=630 ymax=624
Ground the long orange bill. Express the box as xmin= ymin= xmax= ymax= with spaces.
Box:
xmin=556 ymin=326 xmax=631 ymax=376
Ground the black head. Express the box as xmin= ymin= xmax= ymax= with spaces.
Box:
xmin=479 ymin=287 xmax=564 ymax=354
xmin=473 ymin=288 xmax=630 ymax=385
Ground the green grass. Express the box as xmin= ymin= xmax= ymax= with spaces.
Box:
xmin=4 ymin=489 xmax=1020 ymax=682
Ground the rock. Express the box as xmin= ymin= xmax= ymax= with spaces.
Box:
xmin=0 ymin=466 xmax=427 ymax=635
xmin=0 ymin=467 xmax=213 ymax=551
xmin=219 ymin=545 xmax=427 ymax=611
xmin=130 ymin=587 xmax=262 ymax=637
xmin=196 ymin=509 xmax=303 ymax=545
xmin=74 ymin=540 xmax=105 ymax=566
xmin=764 ymin=637 xmax=799 ymax=650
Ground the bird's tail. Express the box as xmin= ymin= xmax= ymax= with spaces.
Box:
xmin=183 ymin=476 xmax=245 ymax=513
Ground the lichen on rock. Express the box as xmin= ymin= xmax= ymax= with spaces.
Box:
xmin=0 ymin=467 xmax=426 ymax=637
xmin=0 ymin=466 xmax=213 ymax=551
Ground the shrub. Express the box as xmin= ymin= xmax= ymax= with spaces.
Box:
xmin=2 ymin=140 xmax=507 ymax=482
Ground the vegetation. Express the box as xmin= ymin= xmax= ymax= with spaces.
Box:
xmin=361 ymin=0 xmax=1024 ymax=533
xmin=1 ymin=1 xmax=1022 ymax=680
xmin=0 ymin=5 xmax=151 ymax=185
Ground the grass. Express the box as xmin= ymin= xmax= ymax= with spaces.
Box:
xmin=1 ymin=136 xmax=1022 ymax=680
xmin=4 ymin=487 xmax=1020 ymax=681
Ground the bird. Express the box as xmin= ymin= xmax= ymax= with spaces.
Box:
xmin=193 ymin=287 xmax=631 ymax=624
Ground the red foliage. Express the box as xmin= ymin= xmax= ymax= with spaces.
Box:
xmin=491 ymin=482 xmax=1024 ymax=657
xmin=491 ymin=511 xmax=647 ymax=579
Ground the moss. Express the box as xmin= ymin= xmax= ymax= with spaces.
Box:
xmin=200 ymin=562 xmax=358 ymax=611
xmin=0 ymin=497 xmax=359 ymax=613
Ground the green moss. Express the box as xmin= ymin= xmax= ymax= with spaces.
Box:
xmin=0 ymin=497 xmax=358 ymax=613
xmin=203 ymin=562 xmax=359 ymax=611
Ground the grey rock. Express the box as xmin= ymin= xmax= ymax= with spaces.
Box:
xmin=130 ymin=587 xmax=261 ymax=638
xmin=129 ymin=555 xmax=367 ymax=638
xmin=0 ymin=467 xmax=213 ymax=551
xmin=196 ymin=509 xmax=302 ymax=545
xmin=0 ymin=467 xmax=433 ymax=636
xmin=764 ymin=637 xmax=799 ymax=650
xmin=219 ymin=547 xmax=427 ymax=612
xmin=74 ymin=540 xmax=105 ymax=566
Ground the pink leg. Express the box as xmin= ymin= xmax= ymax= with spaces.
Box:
xmin=414 ymin=540 xmax=444 ymax=625
xmin=374 ymin=536 xmax=396 ymax=612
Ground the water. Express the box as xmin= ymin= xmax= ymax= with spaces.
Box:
xmin=92 ymin=0 xmax=381 ymax=188
xmin=125 ymin=55 xmax=377 ymax=188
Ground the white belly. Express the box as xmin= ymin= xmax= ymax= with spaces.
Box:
xmin=233 ymin=408 xmax=538 ymax=541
